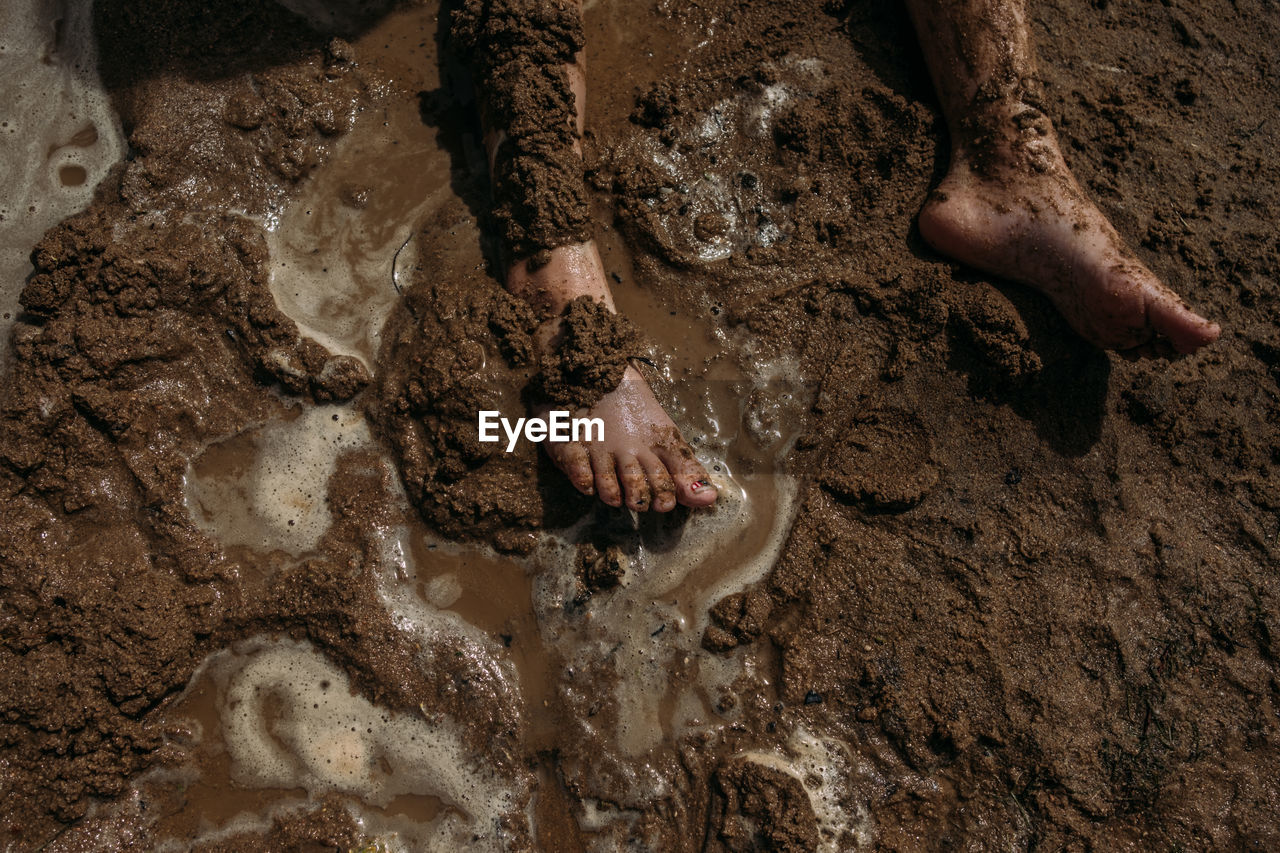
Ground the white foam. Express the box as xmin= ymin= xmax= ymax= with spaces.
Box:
xmin=212 ymin=636 xmax=523 ymax=849
xmin=0 ymin=0 xmax=125 ymax=373
xmin=184 ymin=403 xmax=372 ymax=555
xmin=423 ymin=573 xmax=463 ymax=609
xmin=736 ymin=727 xmax=876 ymax=852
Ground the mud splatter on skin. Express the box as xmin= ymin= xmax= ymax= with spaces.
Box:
xmin=906 ymin=0 xmax=1052 ymax=174
xmin=449 ymin=0 xmax=594 ymax=262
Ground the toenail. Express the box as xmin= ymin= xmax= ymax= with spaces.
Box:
xmin=690 ymin=479 xmax=711 ymax=493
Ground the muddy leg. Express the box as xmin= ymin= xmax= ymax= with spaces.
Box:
xmin=458 ymin=0 xmax=716 ymax=510
xmin=904 ymin=0 xmax=1220 ymax=356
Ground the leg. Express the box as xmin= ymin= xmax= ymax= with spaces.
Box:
xmin=905 ymin=0 xmax=1220 ymax=356
xmin=463 ymin=0 xmax=716 ymax=511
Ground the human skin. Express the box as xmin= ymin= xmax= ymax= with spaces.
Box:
xmin=478 ymin=0 xmax=718 ymax=513
xmin=904 ymin=0 xmax=1221 ymax=357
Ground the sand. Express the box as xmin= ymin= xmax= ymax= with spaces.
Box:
xmin=1 ymin=0 xmax=1278 ymax=850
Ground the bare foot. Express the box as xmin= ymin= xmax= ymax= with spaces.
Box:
xmin=917 ymin=106 xmax=1221 ymax=357
xmin=509 ymin=242 xmax=717 ymax=512
xmin=540 ymin=365 xmax=717 ymax=512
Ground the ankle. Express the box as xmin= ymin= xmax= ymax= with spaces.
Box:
xmin=505 ymin=240 xmax=613 ymax=319
xmin=948 ymin=99 xmax=1064 ymax=181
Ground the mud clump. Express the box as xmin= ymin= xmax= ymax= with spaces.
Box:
xmin=449 ymin=0 xmax=593 ymax=261
xmin=369 ymin=215 xmax=590 ymax=552
xmin=707 ymin=758 xmax=820 ymax=853
xmin=703 ymin=587 xmax=774 ymax=654
xmin=533 ymin=295 xmax=640 ymax=410
xmin=819 ymin=408 xmax=938 ymax=511
xmin=573 ymin=541 xmax=626 ymax=603
xmin=95 ymin=0 xmax=368 ymax=215
xmin=22 ymin=202 xmax=369 ymax=405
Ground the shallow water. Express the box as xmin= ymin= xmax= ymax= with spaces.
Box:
xmin=0 ymin=0 xmax=124 ymax=373
xmin=261 ymin=79 xmax=450 ymax=369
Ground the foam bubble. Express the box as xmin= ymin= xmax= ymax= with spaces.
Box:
xmin=735 ymin=727 xmax=876 ymax=852
xmin=0 ymin=0 xmax=124 ymax=372
xmin=185 ymin=404 xmax=372 ymax=555
xmin=213 ymin=636 xmax=523 ymax=848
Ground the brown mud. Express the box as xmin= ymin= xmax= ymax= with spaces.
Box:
xmin=2 ymin=0 xmax=1280 ymax=850
xmin=533 ymin=295 xmax=641 ymax=409
xmin=448 ymin=0 xmax=594 ymax=263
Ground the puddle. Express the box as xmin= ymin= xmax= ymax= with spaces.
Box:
xmin=261 ymin=10 xmax=454 ymax=370
xmin=184 ymin=403 xmax=372 ymax=556
xmin=152 ymin=635 xmax=526 ymax=852
xmin=0 ymin=0 xmax=125 ymax=373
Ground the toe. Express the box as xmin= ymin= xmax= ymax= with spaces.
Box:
xmin=1145 ymin=289 xmax=1220 ymax=355
xmin=589 ymin=447 xmax=622 ymax=507
xmin=638 ymin=451 xmax=677 ymax=513
xmin=655 ymin=444 xmax=717 ymax=508
xmin=616 ymin=453 xmax=652 ymax=512
xmin=551 ymin=442 xmax=595 ymax=495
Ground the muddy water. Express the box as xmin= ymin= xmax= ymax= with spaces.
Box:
xmin=0 ymin=0 xmax=125 ymax=373
xmin=152 ymin=637 xmax=505 ymax=851
xmin=185 ymin=403 xmax=374 ymax=556
xmin=262 ymin=9 xmax=454 ymax=370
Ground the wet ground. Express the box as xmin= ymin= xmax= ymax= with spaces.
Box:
xmin=2 ymin=0 xmax=1280 ymax=850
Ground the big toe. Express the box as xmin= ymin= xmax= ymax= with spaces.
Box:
xmin=1145 ymin=288 xmax=1220 ymax=355
xmin=655 ymin=444 xmax=717 ymax=508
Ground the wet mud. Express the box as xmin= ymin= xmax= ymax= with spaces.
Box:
xmin=448 ymin=0 xmax=593 ymax=263
xmin=533 ymin=295 xmax=641 ymax=409
xmin=2 ymin=0 xmax=1280 ymax=850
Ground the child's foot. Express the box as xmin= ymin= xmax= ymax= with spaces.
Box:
xmin=917 ymin=109 xmax=1220 ymax=357
xmin=541 ymin=364 xmax=717 ymax=512
xmin=508 ymin=242 xmax=717 ymax=513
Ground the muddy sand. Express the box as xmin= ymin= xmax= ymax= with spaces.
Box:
xmin=1 ymin=0 xmax=1278 ymax=849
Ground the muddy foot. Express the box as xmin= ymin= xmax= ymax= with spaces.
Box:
xmin=918 ymin=123 xmax=1220 ymax=357
xmin=542 ymin=364 xmax=717 ymax=512
xmin=508 ymin=242 xmax=717 ymax=513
